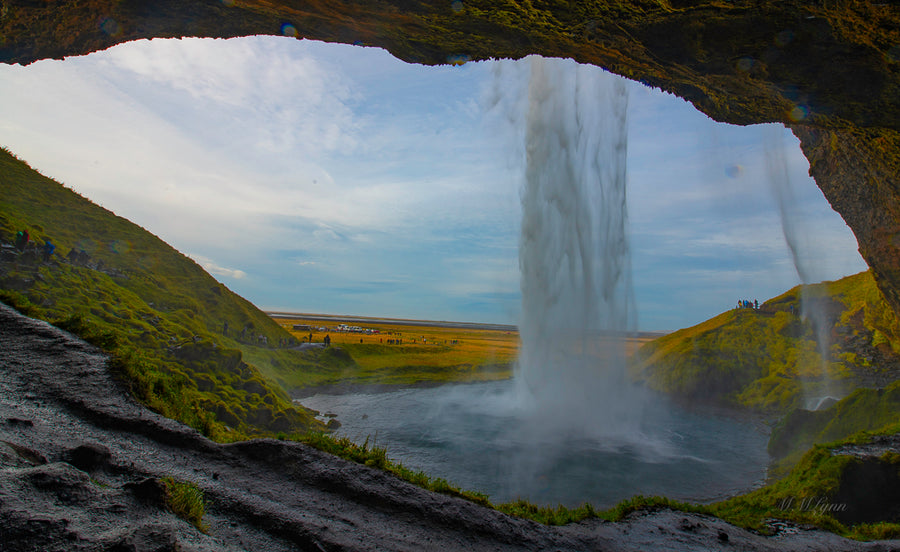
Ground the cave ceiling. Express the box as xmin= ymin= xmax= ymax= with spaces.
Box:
xmin=2 ymin=0 xmax=900 ymax=312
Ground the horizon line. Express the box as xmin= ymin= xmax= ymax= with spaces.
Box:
xmin=264 ymin=310 xmax=670 ymax=338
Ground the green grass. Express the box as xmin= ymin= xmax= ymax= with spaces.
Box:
xmin=767 ymin=381 xmax=900 ymax=474
xmin=710 ymin=446 xmax=900 ymax=540
xmin=296 ymin=431 xmax=492 ymax=507
xmin=161 ymin=477 xmax=208 ymax=533
xmin=0 ymin=146 xmax=328 ymax=439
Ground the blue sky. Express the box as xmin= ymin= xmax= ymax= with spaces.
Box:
xmin=0 ymin=37 xmax=867 ymax=330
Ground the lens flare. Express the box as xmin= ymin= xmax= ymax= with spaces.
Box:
xmin=74 ymin=238 xmax=98 ymax=254
xmin=789 ymin=105 xmax=809 ymax=122
xmin=280 ymin=23 xmax=298 ymax=38
xmin=775 ymin=30 xmax=795 ymax=47
xmin=109 ymin=240 xmax=132 ymax=254
xmin=736 ymin=57 xmax=755 ymax=72
xmin=99 ymin=18 xmax=122 ymax=37
xmin=447 ymin=54 xmax=470 ymax=66
xmin=725 ymin=164 xmax=743 ymax=179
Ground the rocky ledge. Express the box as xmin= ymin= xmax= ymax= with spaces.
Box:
xmin=1 ymin=302 xmax=898 ymax=551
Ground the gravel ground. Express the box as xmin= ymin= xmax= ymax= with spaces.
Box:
xmin=2 ymin=302 xmax=899 ymax=551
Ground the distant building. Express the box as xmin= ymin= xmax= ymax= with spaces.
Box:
xmin=293 ymin=324 xmax=313 ymax=331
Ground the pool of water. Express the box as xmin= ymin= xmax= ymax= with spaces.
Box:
xmin=298 ymin=380 xmax=770 ymax=508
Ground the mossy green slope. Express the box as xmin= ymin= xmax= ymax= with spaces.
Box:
xmin=0 ymin=147 xmax=327 ymax=439
xmin=768 ymin=380 xmax=900 ymax=470
xmin=632 ymin=271 xmax=900 ymax=415
xmin=712 ymin=447 xmax=900 ymax=540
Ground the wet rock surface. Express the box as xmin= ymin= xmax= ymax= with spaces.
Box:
xmin=1 ymin=302 xmax=899 ymax=551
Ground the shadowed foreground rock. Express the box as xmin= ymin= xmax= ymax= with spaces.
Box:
xmin=0 ymin=302 xmax=898 ymax=551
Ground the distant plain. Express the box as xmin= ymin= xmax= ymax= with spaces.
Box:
xmin=271 ymin=312 xmax=658 ymax=394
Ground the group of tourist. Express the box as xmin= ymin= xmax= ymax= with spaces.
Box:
xmin=12 ymin=228 xmax=55 ymax=261
xmin=737 ymin=299 xmax=759 ymax=310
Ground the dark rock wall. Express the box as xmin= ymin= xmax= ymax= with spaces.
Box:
xmin=2 ymin=0 xmax=900 ymax=315
xmin=794 ymin=126 xmax=900 ymax=316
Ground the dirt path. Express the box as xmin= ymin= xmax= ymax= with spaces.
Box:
xmin=1 ymin=303 xmax=896 ymax=551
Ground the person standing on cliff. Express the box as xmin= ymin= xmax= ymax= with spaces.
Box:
xmin=42 ymin=239 xmax=55 ymax=261
xmin=14 ymin=229 xmax=29 ymax=251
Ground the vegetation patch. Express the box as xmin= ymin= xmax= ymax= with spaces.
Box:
xmin=768 ymin=381 xmax=900 ymax=474
xmin=161 ymin=477 xmax=208 ymax=533
xmin=497 ymin=494 xmax=711 ymax=526
xmin=711 ymin=447 xmax=900 ymax=540
xmin=296 ymin=431 xmax=491 ymax=507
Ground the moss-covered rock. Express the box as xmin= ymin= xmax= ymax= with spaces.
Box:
xmin=769 ymin=381 xmax=900 ymax=462
xmin=712 ymin=446 xmax=900 ymax=538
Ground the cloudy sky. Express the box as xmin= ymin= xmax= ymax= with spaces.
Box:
xmin=0 ymin=37 xmax=867 ymax=331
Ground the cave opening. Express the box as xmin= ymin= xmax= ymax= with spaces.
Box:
xmin=0 ymin=36 xmax=867 ymax=332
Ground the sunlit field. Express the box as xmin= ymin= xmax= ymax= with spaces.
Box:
xmin=270 ymin=314 xmax=655 ymax=392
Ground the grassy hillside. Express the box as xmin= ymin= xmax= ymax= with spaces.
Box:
xmin=631 ymin=271 xmax=900 ymax=415
xmin=0 ymin=147 xmax=332 ymax=439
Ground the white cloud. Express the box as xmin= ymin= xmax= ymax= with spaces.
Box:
xmin=100 ymin=37 xmax=362 ymax=157
xmin=189 ymin=254 xmax=247 ymax=280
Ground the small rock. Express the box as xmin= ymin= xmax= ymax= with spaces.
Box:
xmin=5 ymin=417 xmax=34 ymax=427
xmin=67 ymin=442 xmax=111 ymax=473
xmin=717 ymin=530 xmax=729 ymax=542
xmin=679 ymin=518 xmax=702 ymax=533
xmin=124 ymin=478 xmax=167 ymax=507
xmin=326 ymin=418 xmax=342 ymax=430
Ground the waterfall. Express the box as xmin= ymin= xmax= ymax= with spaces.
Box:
xmin=763 ymin=126 xmax=835 ymax=408
xmin=511 ymin=56 xmax=640 ymax=439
